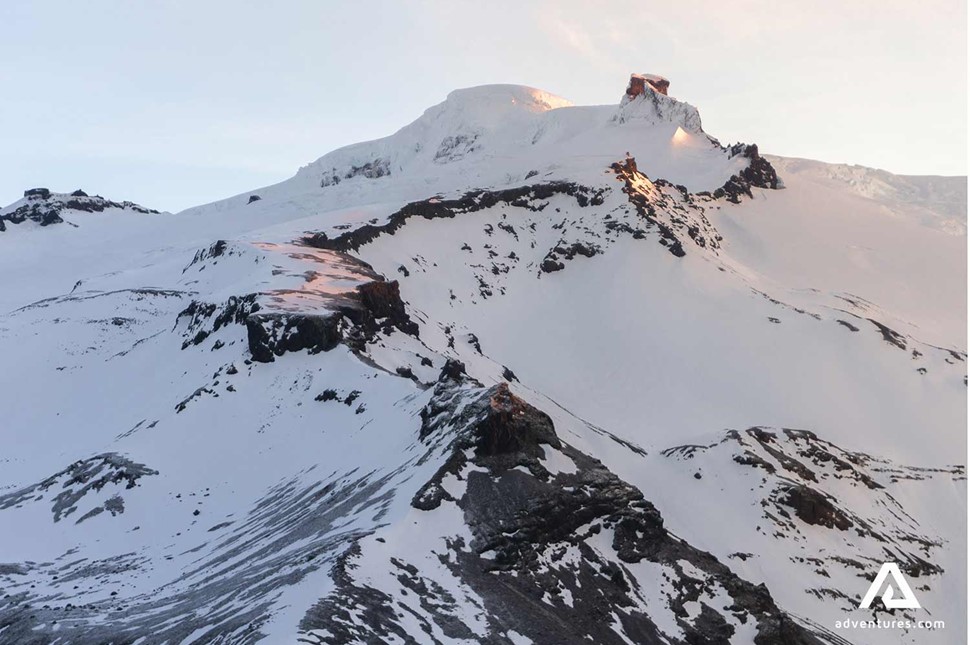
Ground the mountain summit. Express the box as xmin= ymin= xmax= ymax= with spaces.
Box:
xmin=0 ymin=75 xmax=965 ymax=645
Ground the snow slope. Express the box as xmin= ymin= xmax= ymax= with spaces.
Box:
xmin=0 ymin=76 xmax=964 ymax=645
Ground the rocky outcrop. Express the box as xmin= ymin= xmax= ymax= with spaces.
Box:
xmin=611 ymin=156 xmax=722 ymax=257
xmin=710 ymin=144 xmax=781 ymax=203
xmin=302 ymin=379 xmax=826 ymax=645
xmin=661 ymin=426 xmax=957 ymax=613
xmin=303 ymin=182 xmax=605 ymax=253
xmin=434 ymin=133 xmax=482 ymax=164
xmin=615 ymin=77 xmax=703 ymax=132
xmin=245 ymin=311 xmax=345 ymax=362
xmin=0 ymin=454 xmax=157 ymax=523
xmin=356 ymin=280 xmax=419 ymax=336
xmin=177 ymin=294 xmax=261 ymax=349
xmin=626 ymin=73 xmax=670 ymax=97
xmin=0 ymin=188 xmax=158 ymax=231
xmin=177 ymin=277 xmax=418 ymax=363
xmin=320 ymin=158 xmax=392 ymax=187
xmin=540 ymin=241 xmax=602 ymax=273
xmin=182 ymin=239 xmax=237 ymax=273
xmin=777 ymin=483 xmax=853 ymax=530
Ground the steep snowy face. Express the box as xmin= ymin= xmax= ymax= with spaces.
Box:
xmin=0 ymin=188 xmax=159 ymax=232
xmin=0 ymin=74 xmax=965 ymax=645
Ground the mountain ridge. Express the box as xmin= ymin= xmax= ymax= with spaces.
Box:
xmin=0 ymin=73 xmax=964 ymax=645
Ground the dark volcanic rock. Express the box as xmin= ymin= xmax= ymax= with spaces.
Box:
xmin=1 ymin=188 xmax=158 ymax=231
xmin=356 ymin=280 xmax=419 ymax=336
xmin=305 ymin=379 xmax=827 ymax=645
xmin=470 ymin=383 xmax=558 ymax=457
xmin=302 ymin=182 xmax=604 ymax=253
xmin=867 ymin=318 xmax=907 ymax=350
xmin=438 ymin=359 xmax=468 ymax=382
xmin=539 ymin=257 xmax=565 ymax=273
xmin=712 ymin=144 xmax=781 ymax=204
xmin=177 ymin=294 xmax=261 ymax=350
xmin=245 ymin=312 xmax=344 ymax=363
xmin=611 ymin=157 xmax=722 ymax=258
xmin=177 ymin=275 xmax=419 ymax=363
xmin=777 ymin=484 xmax=853 ymax=531
xmin=24 ymin=187 xmax=51 ymax=199
xmin=541 ymin=241 xmax=602 ymax=273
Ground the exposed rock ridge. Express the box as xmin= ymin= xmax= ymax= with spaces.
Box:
xmin=626 ymin=73 xmax=670 ymax=97
xmin=0 ymin=188 xmax=158 ymax=231
xmin=177 ymin=277 xmax=418 ymax=363
xmin=708 ymin=144 xmax=782 ymax=203
xmin=0 ymin=454 xmax=158 ymax=523
xmin=302 ymin=182 xmax=605 ymax=253
xmin=661 ymin=427 xmax=963 ymax=619
xmin=299 ymin=376 xmax=828 ymax=644
xmin=610 ymin=156 xmax=723 ymax=257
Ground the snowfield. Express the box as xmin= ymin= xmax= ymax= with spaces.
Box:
xmin=0 ymin=77 xmax=965 ymax=645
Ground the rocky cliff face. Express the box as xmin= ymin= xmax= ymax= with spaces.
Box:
xmin=626 ymin=73 xmax=671 ymax=97
xmin=176 ymin=242 xmax=419 ymax=362
xmin=300 ymin=377 xmax=826 ymax=645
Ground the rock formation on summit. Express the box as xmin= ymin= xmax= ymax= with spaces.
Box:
xmin=626 ymin=72 xmax=670 ymax=97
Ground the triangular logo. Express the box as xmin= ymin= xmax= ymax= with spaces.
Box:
xmin=859 ymin=563 xmax=921 ymax=609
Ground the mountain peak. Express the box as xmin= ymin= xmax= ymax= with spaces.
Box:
xmin=265 ymin=74 xmax=737 ymax=208
xmin=0 ymin=187 xmax=159 ymax=232
xmin=443 ymin=84 xmax=573 ymax=114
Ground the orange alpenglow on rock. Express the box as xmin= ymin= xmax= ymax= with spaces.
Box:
xmin=626 ymin=73 xmax=670 ymax=98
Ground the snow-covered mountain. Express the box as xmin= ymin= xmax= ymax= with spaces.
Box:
xmin=0 ymin=74 xmax=965 ymax=645
xmin=0 ymin=188 xmax=159 ymax=232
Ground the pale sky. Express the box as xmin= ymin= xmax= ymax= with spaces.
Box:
xmin=2 ymin=1 xmax=966 ymax=212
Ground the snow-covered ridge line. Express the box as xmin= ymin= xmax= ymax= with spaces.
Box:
xmin=766 ymin=156 xmax=968 ymax=231
xmin=0 ymin=187 xmax=159 ymax=232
